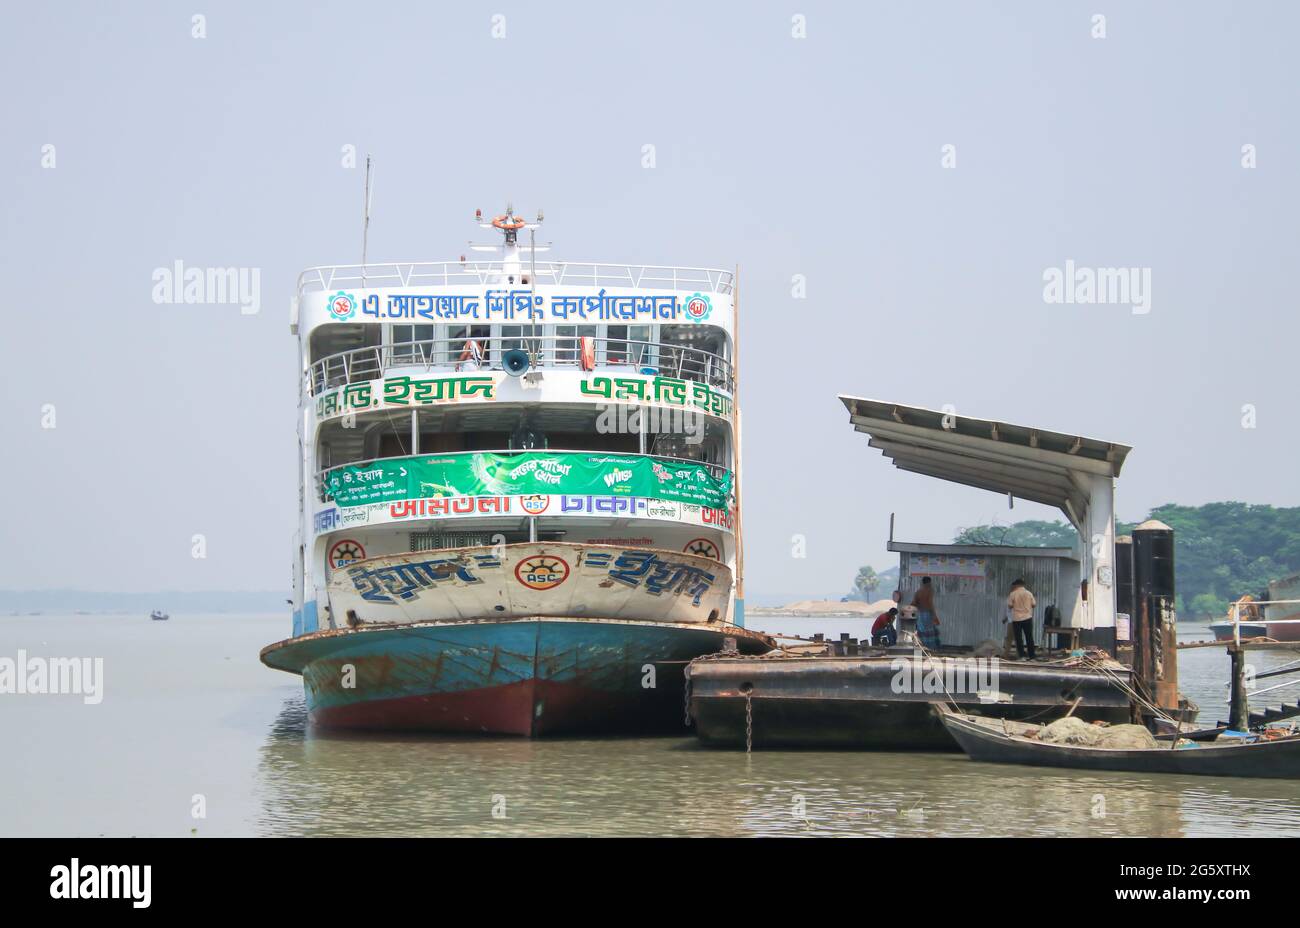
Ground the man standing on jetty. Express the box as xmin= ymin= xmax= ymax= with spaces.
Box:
xmin=912 ymin=577 xmax=940 ymax=649
xmin=1007 ymin=578 xmax=1037 ymax=660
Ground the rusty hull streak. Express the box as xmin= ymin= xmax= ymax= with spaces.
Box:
xmin=261 ymin=616 xmax=775 ymax=676
xmin=303 ymin=642 xmax=536 ymax=697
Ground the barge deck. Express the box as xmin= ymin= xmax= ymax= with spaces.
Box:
xmin=686 ymin=648 xmax=1142 ymax=750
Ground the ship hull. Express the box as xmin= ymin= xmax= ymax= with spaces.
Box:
xmin=1267 ymin=622 xmax=1300 ymax=642
xmin=261 ymin=617 xmax=771 ymax=736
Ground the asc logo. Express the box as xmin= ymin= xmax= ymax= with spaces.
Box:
xmin=519 ymin=494 xmax=550 ymax=515
xmin=327 ymin=290 xmax=357 ymax=321
xmin=683 ymin=292 xmax=712 ymax=323
xmin=515 ymin=555 xmax=570 ymax=590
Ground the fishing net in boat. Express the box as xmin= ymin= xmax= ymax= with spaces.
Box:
xmin=1036 ymin=716 xmax=1158 ymax=749
xmin=1037 ymin=717 xmax=1106 ymax=746
xmin=1094 ymin=725 xmax=1159 ymax=749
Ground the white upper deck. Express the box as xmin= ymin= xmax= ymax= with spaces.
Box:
xmin=294 ymin=206 xmax=736 ymax=340
xmin=297 ymin=260 xmax=734 ymax=298
xmin=293 ymin=262 xmax=735 ymax=342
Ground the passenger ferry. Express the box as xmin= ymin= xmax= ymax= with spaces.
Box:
xmin=260 ymin=206 xmax=772 ymax=735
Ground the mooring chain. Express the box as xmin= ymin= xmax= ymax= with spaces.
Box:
xmin=744 ymin=691 xmax=754 ymax=754
xmin=683 ymin=670 xmax=693 ymax=728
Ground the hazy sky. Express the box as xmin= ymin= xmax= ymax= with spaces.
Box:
xmin=2 ymin=1 xmax=1296 ymax=598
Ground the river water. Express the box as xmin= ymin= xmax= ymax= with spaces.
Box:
xmin=1 ymin=613 xmax=1297 ymax=837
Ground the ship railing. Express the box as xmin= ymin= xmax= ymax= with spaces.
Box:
xmin=308 ymin=336 xmax=734 ymax=396
xmin=1229 ymin=598 xmax=1300 ymax=646
xmin=314 ymin=449 xmax=731 ymax=504
xmin=297 ymin=262 xmax=734 ymax=296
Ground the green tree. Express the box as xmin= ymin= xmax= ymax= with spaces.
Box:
xmin=953 ymin=520 xmax=1077 ymax=548
xmin=1190 ymin=592 xmax=1226 ymax=618
xmin=956 ymin=503 xmax=1300 ymax=619
xmin=854 ymin=566 xmax=879 ymax=601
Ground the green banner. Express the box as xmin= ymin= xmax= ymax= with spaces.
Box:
xmin=325 ymin=452 xmax=733 ymax=509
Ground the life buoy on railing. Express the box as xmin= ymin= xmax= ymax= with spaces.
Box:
xmin=492 ymin=215 xmax=527 ymax=231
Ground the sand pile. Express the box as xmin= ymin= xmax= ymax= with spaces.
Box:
xmin=767 ymin=598 xmax=894 ymax=616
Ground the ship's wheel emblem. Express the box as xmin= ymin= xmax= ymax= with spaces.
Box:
xmin=515 ymin=554 xmax=570 ymax=590
xmin=328 ymin=290 xmax=357 ymax=321
xmin=329 ymin=539 xmax=366 ymax=569
xmin=684 ymin=538 xmax=721 ymax=561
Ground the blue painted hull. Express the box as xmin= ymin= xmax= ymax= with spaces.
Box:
xmin=260 ymin=617 xmax=771 ymax=736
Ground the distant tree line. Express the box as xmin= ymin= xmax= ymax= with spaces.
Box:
xmin=950 ymin=502 xmax=1300 ymax=619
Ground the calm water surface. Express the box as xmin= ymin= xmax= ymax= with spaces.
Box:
xmin=1 ymin=613 xmax=1297 ymax=836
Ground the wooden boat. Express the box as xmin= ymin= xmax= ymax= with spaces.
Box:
xmin=150 ymin=609 xmax=169 ymax=621
xmin=937 ymin=707 xmax=1300 ymax=779
xmin=1152 ymin=720 xmax=1227 ymax=742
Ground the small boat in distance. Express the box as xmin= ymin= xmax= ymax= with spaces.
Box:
xmin=150 ymin=610 xmax=169 ymax=621
xmin=1210 ymin=594 xmax=1268 ymax=641
xmin=938 ymin=707 xmax=1300 ymax=779
xmin=1209 ymin=618 xmax=1267 ymax=641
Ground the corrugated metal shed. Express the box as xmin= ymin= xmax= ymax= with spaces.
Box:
xmin=891 ymin=542 xmax=1079 ymax=648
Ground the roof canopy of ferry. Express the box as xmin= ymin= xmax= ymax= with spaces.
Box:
xmin=838 ymin=395 xmax=1132 ymax=533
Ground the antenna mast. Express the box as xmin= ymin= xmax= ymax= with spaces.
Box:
xmin=361 ymin=155 xmax=374 ymax=283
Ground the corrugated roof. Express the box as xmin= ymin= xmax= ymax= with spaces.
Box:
xmin=839 ymin=395 xmax=1132 ymax=531
xmin=886 ymin=541 xmax=1077 ymax=559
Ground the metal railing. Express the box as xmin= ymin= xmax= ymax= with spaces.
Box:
xmin=308 ymin=335 xmax=734 ymax=396
xmin=314 ymin=449 xmax=732 ymax=503
xmin=1228 ymin=597 xmax=1300 ymax=646
xmin=297 ymin=261 xmax=734 ymax=297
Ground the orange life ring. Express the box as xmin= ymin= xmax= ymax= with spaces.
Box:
xmin=492 ymin=214 xmax=526 ymax=231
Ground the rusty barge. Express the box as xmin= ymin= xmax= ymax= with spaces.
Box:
xmin=687 ymin=398 xmax=1199 ymax=750
xmin=686 ymin=648 xmax=1136 ymax=750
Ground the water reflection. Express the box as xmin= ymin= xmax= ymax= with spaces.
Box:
xmin=254 ymin=694 xmax=1300 ymax=837
xmin=254 ymin=621 xmax=1300 ymax=836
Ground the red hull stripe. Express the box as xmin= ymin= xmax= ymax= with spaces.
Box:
xmin=310 ymin=677 xmax=677 ymax=736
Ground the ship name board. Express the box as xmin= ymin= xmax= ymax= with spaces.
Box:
xmin=323 ymin=288 xmax=717 ymax=324
xmin=311 ymin=495 xmax=735 ymax=536
xmin=315 ymin=373 xmax=732 ymax=420
xmin=341 ymin=548 xmax=718 ymax=608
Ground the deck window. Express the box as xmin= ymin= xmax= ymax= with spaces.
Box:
xmin=391 ymin=324 xmax=435 ymax=364
xmin=605 ymin=324 xmax=651 ymax=367
xmin=554 ymin=325 xmax=598 ymax=364
xmin=449 ymin=325 xmax=492 ymax=366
